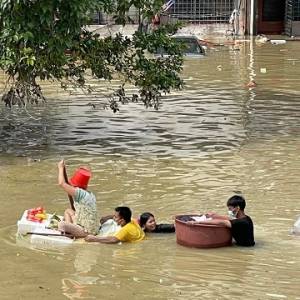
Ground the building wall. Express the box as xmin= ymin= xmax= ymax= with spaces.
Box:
xmin=285 ymin=0 xmax=300 ymax=35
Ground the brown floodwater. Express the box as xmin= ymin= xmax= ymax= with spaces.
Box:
xmin=1 ymin=38 xmax=300 ymax=300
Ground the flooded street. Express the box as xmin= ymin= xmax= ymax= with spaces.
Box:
xmin=1 ymin=39 xmax=300 ymax=299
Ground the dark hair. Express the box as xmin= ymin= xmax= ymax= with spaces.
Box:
xmin=227 ymin=195 xmax=246 ymax=210
xmin=115 ymin=206 xmax=132 ymax=223
xmin=139 ymin=212 xmax=154 ymax=227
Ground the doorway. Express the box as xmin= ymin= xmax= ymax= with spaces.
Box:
xmin=257 ymin=0 xmax=286 ymax=34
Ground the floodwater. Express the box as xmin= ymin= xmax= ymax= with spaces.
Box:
xmin=0 ymin=38 xmax=300 ymax=300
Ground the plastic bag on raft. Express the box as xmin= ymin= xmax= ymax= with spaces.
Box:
xmin=99 ymin=219 xmax=121 ymax=237
xmin=291 ymin=216 xmax=300 ymax=235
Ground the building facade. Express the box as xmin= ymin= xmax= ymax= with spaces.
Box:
xmin=91 ymin=0 xmax=300 ymax=36
xmin=168 ymin=0 xmax=300 ymax=36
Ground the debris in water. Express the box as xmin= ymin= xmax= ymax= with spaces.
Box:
xmin=87 ymin=102 xmax=96 ymax=109
xmin=246 ymin=80 xmax=257 ymax=88
xmin=270 ymin=40 xmax=286 ymax=45
xmin=266 ymin=293 xmax=287 ymax=298
xmin=255 ymin=34 xmax=269 ymax=44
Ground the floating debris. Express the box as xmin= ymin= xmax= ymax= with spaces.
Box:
xmin=246 ymin=80 xmax=257 ymax=88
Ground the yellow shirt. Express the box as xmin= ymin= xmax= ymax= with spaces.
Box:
xmin=114 ymin=220 xmax=145 ymax=242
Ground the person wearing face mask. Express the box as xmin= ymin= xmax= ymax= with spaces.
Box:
xmin=188 ymin=195 xmax=255 ymax=247
xmin=84 ymin=207 xmax=145 ymax=243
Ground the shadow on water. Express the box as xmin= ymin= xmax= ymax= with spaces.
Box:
xmin=0 ymin=40 xmax=300 ymax=159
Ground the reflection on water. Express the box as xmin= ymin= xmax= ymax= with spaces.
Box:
xmin=1 ymin=39 xmax=300 ymax=299
xmin=62 ymin=248 xmax=98 ymax=299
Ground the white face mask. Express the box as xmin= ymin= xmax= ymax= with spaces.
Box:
xmin=228 ymin=210 xmax=237 ymax=219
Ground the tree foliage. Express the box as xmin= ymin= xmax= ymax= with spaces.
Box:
xmin=0 ymin=0 xmax=184 ymax=110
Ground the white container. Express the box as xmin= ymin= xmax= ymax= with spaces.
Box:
xmin=16 ymin=230 xmax=74 ymax=248
xmin=17 ymin=210 xmax=52 ymax=234
xmin=270 ymin=40 xmax=286 ymax=45
xmin=30 ymin=233 xmax=73 ymax=246
xmin=17 ymin=212 xmax=74 ymax=247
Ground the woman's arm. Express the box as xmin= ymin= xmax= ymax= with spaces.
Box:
xmin=58 ymin=160 xmax=76 ymax=197
xmin=154 ymin=224 xmax=175 ymax=233
xmin=188 ymin=219 xmax=231 ymax=228
xmin=206 ymin=212 xmax=230 ymax=220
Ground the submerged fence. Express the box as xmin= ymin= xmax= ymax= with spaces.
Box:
xmin=168 ymin=0 xmax=235 ymax=23
xmin=91 ymin=0 xmax=235 ymax=25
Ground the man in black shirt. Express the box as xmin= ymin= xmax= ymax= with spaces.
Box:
xmin=189 ymin=195 xmax=255 ymax=247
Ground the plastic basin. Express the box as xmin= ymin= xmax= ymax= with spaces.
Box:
xmin=175 ymin=215 xmax=232 ymax=248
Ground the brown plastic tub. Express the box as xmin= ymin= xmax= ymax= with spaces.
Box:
xmin=175 ymin=215 xmax=232 ymax=248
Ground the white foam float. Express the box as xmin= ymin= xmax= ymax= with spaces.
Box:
xmin=17 ymin=210 xmax=121 ymax=247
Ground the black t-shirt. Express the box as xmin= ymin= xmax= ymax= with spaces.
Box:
xmin=153 ymin=224 xmax=175 ymax=233
xmin=230 ymin=215 xmax=255 ymax=247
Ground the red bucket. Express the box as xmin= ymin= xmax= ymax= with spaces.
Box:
xmin=69 ymin=168 xmax=91 ymax=189
xmin=175 ymin=215 xmax=232 ymax=248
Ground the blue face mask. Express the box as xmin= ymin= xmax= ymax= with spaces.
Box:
xmin=228 ymin=209 xmax=238 ymax=219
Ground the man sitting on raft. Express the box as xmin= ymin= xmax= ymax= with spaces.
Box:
xmin=85 ymin=206 xmax=145 ymax=243
xmin=188 ymin=195 xmax=255 ymax=247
